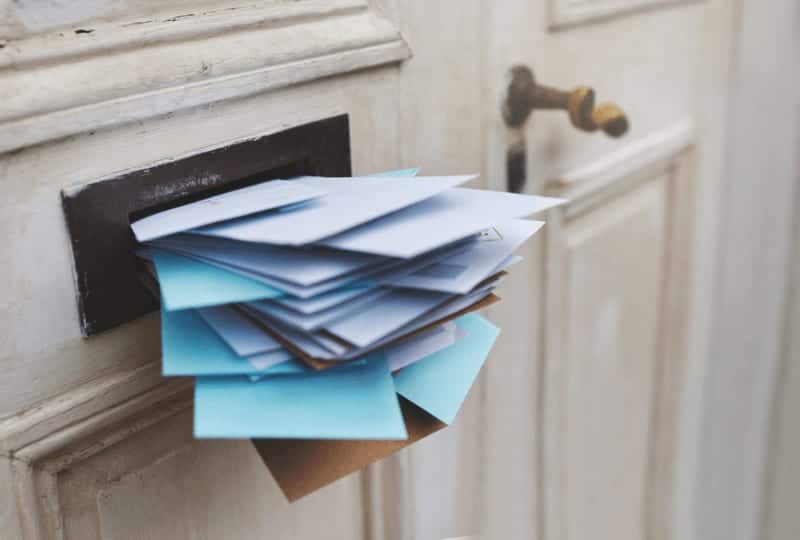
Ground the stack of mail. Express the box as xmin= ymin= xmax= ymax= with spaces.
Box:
xmin=132 ymin=168 xmax=562 ymax=500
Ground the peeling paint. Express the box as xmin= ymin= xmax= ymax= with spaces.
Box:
xmin=163 ymin=13 xmax=196 ymax=23
xmin=60 ymin=116 xmax=350 ymax=335
xmin=121 ymin=19 xmax=153 ymax=28
xmin=141 ymin=174 xmax=222 ymax=203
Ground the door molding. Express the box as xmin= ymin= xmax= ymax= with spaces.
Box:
xmin=542 ymin=119 xmax=696 ymax=540
xmin=0 ymin=0 xmax=410 ymax=155
xmin=0 ymin=361 xmax=192 ymax=540
xmin=695 ymin=0 xmax=800 ymax=538
xmin=548 ymin=0 xmax=702 ymax=29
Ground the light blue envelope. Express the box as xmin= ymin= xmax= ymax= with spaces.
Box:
xmin=150 ymin=247 xmax=283 ymax=310
xmin=392 ymin=313 xmax=500 ymax=424
xmin=162 ymin=308 xmax=301 ymax=376
xmin=370 ymin=168 xmax=420 ymax=177
xmin=194 ymin=357 xmax=407 ymax=439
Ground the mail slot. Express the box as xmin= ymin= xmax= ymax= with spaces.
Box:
xmin=60 ymin=115 xmax=352 ymax=336
xmin=59 ymin=114 xmax=559 ymax=502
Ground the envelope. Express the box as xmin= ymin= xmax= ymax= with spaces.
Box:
xmin=380 ymin=219 xmax=543 ymax=294
xmin=249 ymin=291 xmax=499 ymax=368
xmin=160 ymin=232 xmax=477 ymax=300
xmin=324 ymin=287 xmax=463 ymax=348
xmin=268 ymin=284 xmax=374 ymax=314
xmin=196 ymin=304 xmax=282 ymax=356
xmin=253 ymin=398 xmax=445 ymax=501
xmin=194 ymin=357 xmax=407 ymax=440
xmin=149 ymin=248 xmax=283 ymax=310
xmin=151 ymin=234 xmax=384 ymax=287
xmin=247 ymin=288 xmax=393 ymax=332
xmin=370 ymin=167 xmax=420 ymax=177
xmin=393 ymin=313 xmax=499 ymax=424
xmin=161 ymin=308 xmax=292 ymax=376
xmin=384 ymin=321 xmax=464 ymax=372
xmin=251 ymin=313 xmax=498 ymax=501
xmin=319 ymin=188 xmax=563 ymax=258
xmin=131 ymin=179 xmax=326 ymax=242
xmin=196 ymin=175 xmax=474 ymax=245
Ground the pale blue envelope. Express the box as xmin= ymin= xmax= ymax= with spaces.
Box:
xmin=371 ymin=168 xmax=420 ymax=177
xmin=150 ymin=247 xmax=283 ymax=310
xmin=392 ymin=313 xmax=499 ymax=424
xmin=194 ymin=357 xmax=407 ymax=439
xmin=161 ymin=307 xmax=305 ymax=376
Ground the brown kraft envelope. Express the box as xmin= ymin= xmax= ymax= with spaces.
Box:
xmin=251 ymin=398 xmax=446 ymax=501
xmin=249 ymin=293 xmax=501 ymax=500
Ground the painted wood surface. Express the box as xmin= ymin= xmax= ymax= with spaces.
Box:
xmin=763 ymin=204 xmax=800 ymax=540
xmin=0 ymin=0 xmax=783 ymax=539
xmin=695 ymin=1 xmax=800 ymax=540
xmin=0 ymin=1 xmax=410 ymax=154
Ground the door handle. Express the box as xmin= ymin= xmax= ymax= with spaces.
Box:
xmin=502 ymin=65 xmax=629 ymax=137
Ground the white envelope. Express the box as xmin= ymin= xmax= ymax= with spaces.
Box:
xmin=380 ymin=219 xmax=543 ymax=294
xmin=324 ymin=288 xmax=455 ymax=348
xmin=166 ymin=235 xmax=477 ymax=298
xmin=318 ymin=187 xmax=563 ymax=257
xmin=246 ymin=286 xmax=495 ymax=362
xmin=131 ymin=180 xmax=325 ymax=242
xmin=307 ymin=331 xmax=352 ymax=355
xmin=246 ymin=288 xmax=393 ymax=332
xmin=243 ymin=307 xmax=336 ymax=359
xmin=384 ymin=322 xmax=466 ymax=372
xmin=268 ymin=285 xmax=375 ymax=314
xmin=151 ymin=233 xmax=385 ymax=287
xmin=332 ymin=286 xmax=496 ymax=361
xmin=246 ymin=349 xmax=294 ymax=371
xmin=194 ymin=175 xmax=475 ymax=245
xmin=375 ymin=286 xmax=493 ymax=344
xmin=195 ymin=304 xmax=282 ymax=357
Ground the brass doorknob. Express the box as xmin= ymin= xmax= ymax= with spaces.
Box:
xmin=503 ymin=65 xmax=629 ymax=137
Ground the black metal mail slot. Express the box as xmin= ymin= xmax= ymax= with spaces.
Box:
xmin=61 ymin=115 xmax=352 ymax=336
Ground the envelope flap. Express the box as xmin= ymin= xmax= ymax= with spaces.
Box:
xmin=252 ymin=398 xmax=445 ymax=501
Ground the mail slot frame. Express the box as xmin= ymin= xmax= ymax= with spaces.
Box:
xmin=61 ymin=115 xmax=352 ymax=336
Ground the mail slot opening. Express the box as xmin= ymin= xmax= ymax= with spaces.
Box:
xmin=61 ymin=115 xmax=351 ymax=336
xmin=127 ymin=160 xmax=312 ymax=224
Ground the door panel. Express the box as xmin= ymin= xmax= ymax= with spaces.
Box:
xmin=478 ymin=0 xmax=714 ymax=537
xmin=0 ymin=0 xmax=734 ymax=539
xmin=66 ymin=414 xmax=363 ymax=540
xmin=560 ymin=178 xmax=666 ymax=540
xmin=0 ymin=49 xmax=405 ymax=540
xmin=542 ymin=130 xmax=694 ymax=540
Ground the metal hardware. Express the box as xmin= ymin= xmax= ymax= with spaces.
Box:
xmin=503 ymin=65 xmax=629 ymax=137
xmin=61 ymin=115 xmax=351 ymax=336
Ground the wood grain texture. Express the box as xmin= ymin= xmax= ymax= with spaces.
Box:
xmin=763 ymin=190 xmax=800 ymax=540
xmin=0 ymin=0 xmax=754 ymax=538
xmin=382 ymin=2 xmax=488 ymax=539
xmin=548 ymin=0 xmax=702 ymax=29
xmin=0 ymin=54 xmax=402 ymax=537
xmin=543 ymin=125 xmax=694 ymax=540
xmin=696 ymin=0 xmax=800 ymax=539
xmin=0 ymin=365 xmax=367 ymax=540
xmin=0 ymin=66 xmax=401 ymax=417
xmin=0 ymin=0 xmax=409 ymax=154
xmin=253 ymin=399 xmax=445 ymax=502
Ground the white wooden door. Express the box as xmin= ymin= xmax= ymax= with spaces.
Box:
xmin=0 ymin=1 xmax=752 ymax=539
xmin=0 ymin=2 xmax=413 ymax=539
xmin=394 ymin=1 xmax=736 ymax=540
